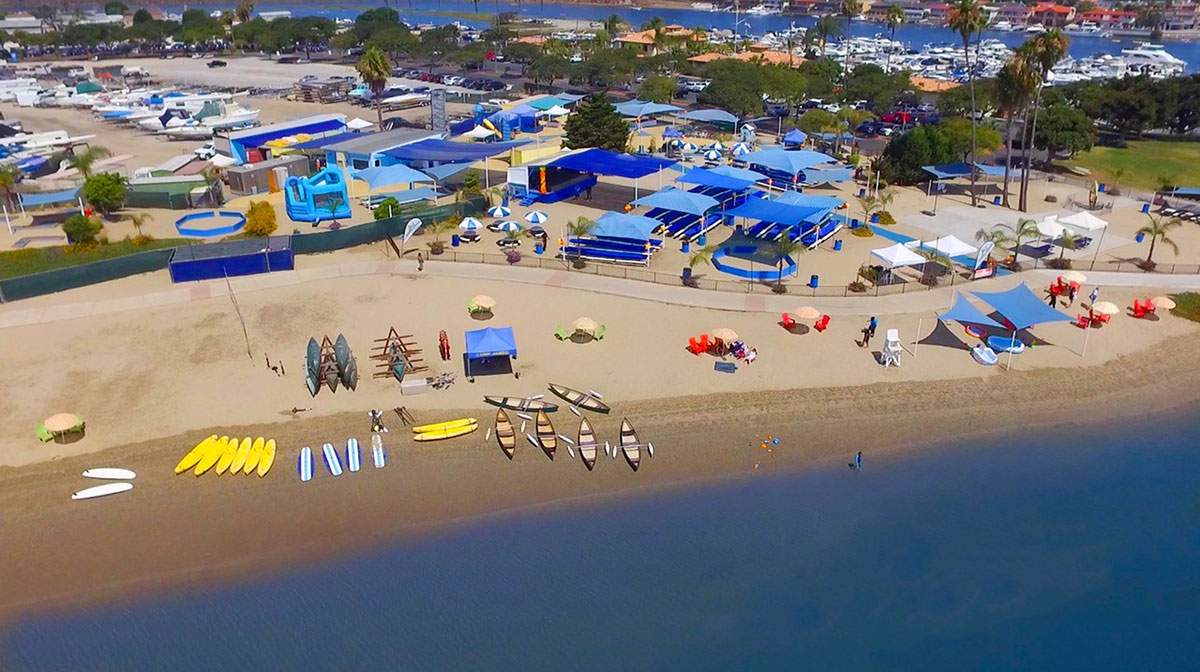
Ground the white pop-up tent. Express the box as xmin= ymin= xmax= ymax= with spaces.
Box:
xmin=346 ymin=117 xmax=374 ymax=131
xmin=871 ymin=242 xmax=927 ymax=268
xmin=905 ymin=235 xmax=978 ymax=259
xmin=1059 ymin=210 xmax=1110 ymax=262
xmin=463 ymin=125 xmax=497 ymax=140
xmin=1037 ymin=216 xmax=1066 ymax=238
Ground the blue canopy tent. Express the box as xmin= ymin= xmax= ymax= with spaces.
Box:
xmin=592 ymin=212 xmax=662 ymax=241
xmin=632 ymin=188 xmax=719 ymax=216
xmin=773 ymin=191 xmax=844 ymax=209
xmin=663 ymin=127 xmax=685 ymax=139
xmin=615 ymin=100 xmax=682 ymax=118
xmin=527 ymin=96 xmax=571 ymax=111
xmin=291 ymin=130 xmax=370 ymax=151
xmin=352 ymin=164 xmax=434 ymax=190
xmin=676 ymin=166 xmax=764 ymax=191
xmin=971 ymin=282 xmax=1072 ymax=368
xmin=679 ymin=108 xmax=739 ymax=129
xmin=381 ymin=139 xmax=527 ymax=162
xmin=782 ymin=129 xmax=808 ymax=146
xmin=726 ymin=198 xmax=829 ymax=226
xmin=464 ymin=326 xmax=519 ymax=382
xmin=922 ymin=163 xmax=1008 ymax=213
xmin=741 ymin=149 xmax=850 ymax=186
xmin=551 ymin=148 xmax=678 ymax=198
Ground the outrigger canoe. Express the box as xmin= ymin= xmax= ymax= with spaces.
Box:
xmin=548 ymin=384 xmax=610 ymax=414
xmin=535 ymin=410 xmax=557 ymax=460
xmin=577 ymin=417 xmax=598 ymax=471
xmin=412 ymin=417 xmax=477 ymax=434
xmin=620 ymin=418 xmax=641 ymax=472
xmin=495 ymin=408 xmax=517 ymax=460
xmin=483 ymin=396 xmax=559 ymax=413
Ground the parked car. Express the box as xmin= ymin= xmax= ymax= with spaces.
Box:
xmin=856 ymin=120 xmax=880 ymax=136
xmin=679 ymin=78 xmax=711 ymax=93
xmin=442 ymin=74 xmax=465 ymax=86
xmin=880 ymin=110 xmax=914 ymax=125
xmin=206 ymin=59 xmax=227 ymax=68
xmin=194 ymin=141 xmax=216 ymax=159
xmin=800 ymin=98 xmax=824 ymax=110
xmin=403 ymin=69 xmax=422 ymax=79
xmin=763 ymin=99 xmax=790 ymax=118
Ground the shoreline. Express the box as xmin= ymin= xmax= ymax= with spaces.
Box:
xmin=3 ymin=334 xmax=1199 ymax=623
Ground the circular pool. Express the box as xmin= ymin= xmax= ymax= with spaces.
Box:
xmin=710 ymin=245 xmax=798 ymax=282
xmin=175 ymin=210 xmax=246 ymax=238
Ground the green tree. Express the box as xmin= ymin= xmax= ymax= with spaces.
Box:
xmin=563 ymin=94 xmax=630 ymax=152
xmin=426 ymin=218 xmax=456 ymax=254
xmin=948 ymin=0 xmax=986 ymax=206
xmin=1136 ymin=213 xmax=1181 ymax=268
xmin=994 ymin=54 xmax=1037 ymax=208
xmin=939 ymin=116 xmax=1001 ymax=161
xmin=0 ymin=164 xmax=19 ymax=212
xmin=1034 ymin=103 xmax=1094 ymax=158
xmin=125 ymin=212 xmax=153 ymax=240
xmin=839 ymin=0 xmax=862 ymax=84
xmin=235 ymin=0 xmax=255 ymax=23
xmin=772 ymin=237 xmax=805 ymax=292
xmin=1018 ymin=30 xmax=1069 ymax=211
xmin=885 ymin=5 xmax=905 ymax=72
xmin=528 ymin=54 xmax=569 ymax=87
xmin=104 ymin=1 xmax=128 ymax=15
xmin=245 ymin=200 xmax=277 ymax=236
xmin=1001 ymin=218 xmax=1039 ymax=267
xmin=63 ymin=214 xmax=103 ymax=245
xmin=602 ymin=14 xmax=624 ymax=36
xmin=844 ymin=64 xmax=913 ymax=111
xmin=82 ymin=173 xmax=126 ymax=215
xmin=638 ymin=75 xmax=676 ymax=104
xmin=373 ymin=197 xmax=400 ymax=220
xmin=879 ymin=125 xmax=959 ymax=184
xmin=808 ymin=15 xmax=841 ymax=58
xmin=67 ymin=145 xmax=112 ymax=180
xmin=355 ymin=46 xmax=392 ymax=129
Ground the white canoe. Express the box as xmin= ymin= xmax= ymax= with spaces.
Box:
xmin=72 ymin=482 xmax=133 ymax=500
xmin=82 ymin=468 xmax=136 ymax=480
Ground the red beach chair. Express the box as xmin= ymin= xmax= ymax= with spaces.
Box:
xmin=1074 ymin=314 xmax=1091 ymax=329
xmin=814 ymin=315 xmax=831 ymax=332
xmin=780 ymin=312 xmax=796 ymax=329
xmin=1132 ymin=300 xmax=1148 ymax=318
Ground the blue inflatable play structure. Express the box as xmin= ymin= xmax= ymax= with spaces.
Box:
xmin=284 ymin=167 xmax=351 ymax=223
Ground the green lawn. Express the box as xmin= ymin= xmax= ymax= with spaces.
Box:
xmin=1059 ymin=139 xmax=1200 ymax=192
xmin=0 ymin=238 xmax=193 ymax=280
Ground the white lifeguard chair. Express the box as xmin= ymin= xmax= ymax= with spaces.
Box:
xmin=881 ymin=328 xmax=903 ymax=367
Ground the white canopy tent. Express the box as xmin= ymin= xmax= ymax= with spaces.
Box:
xmin=871 ymin=242 xmax=927 ymax=268
xmin=463 ymin=125 xmax=497 ymax=140
xmin=1037 ymin=216 xmax=1066 ymax=238
xmin=539 ymin=105 xmax=570 ymax=117
xmin=346 ymin=117 xmax=374 ymax=131
xmin=1059 ymin=210 xmax=1109 ymax=263
xmin=905 ymin=235 xmax=978 ymax=259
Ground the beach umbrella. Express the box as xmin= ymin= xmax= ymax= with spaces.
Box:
xmin=703 ymin=149 xmax=722 ymax=161
xmin=668 ymin=138 xmax=682 ymax=148
xmin=459 ymin=217 xmax=483 ymax=231
xmin=1151 ymin=296 xmax=1176 ymax=310
xmin=472 ymin=295 xmax=497 ymax=311
xmin=525 ymin=210 xmax=549 ymax=225
xmin=495 ymin=220 xmax=523 ymax=233
xmin=487 ymin=204 xmax=511 ymax=218
xmin=731 ymin=142 xmax=751 ymax=156
xmin=680 ymin=142 xmax=699 ymax=154
xmin=572 ymin=316 xmax=598 ymax=333
xmin=1060 ymin=270 xmax=1087 ymax=284
xmin=1091 ymin=301 xmax=1119 ymax=316
xmin=712 ymin=327 xmax=738 ymax=342
xmin=793 ymin=306 xmax=821 ymax=320
xmin=707 ymin=141 xmax=725 ymax=151
xmin=43 ymin=413 xmax=81 ymax=433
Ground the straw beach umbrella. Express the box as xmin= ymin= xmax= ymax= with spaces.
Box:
xmin=572 ymin=316 xmax=598 ymax=334
xmin=793 ymin=306 xmax=821 ymax=320
xmin=44 ymin=413 xmax=81 ymax=433
xmin=712 ymin=327 xmax=738 ymax=343
xmin=1060 ymin=270 xmax=1087 ymax=284
xmin=1151 ymin=296 xmax=1176 ymax=310
xmin=487 ymin=204 xmax=511 ymax=218
xmin=1091 ymin=301 xmax=1119 ymax=316
xmin=471 ymin=295 xmax=496 ymax=311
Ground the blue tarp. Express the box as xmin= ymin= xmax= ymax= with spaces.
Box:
xmin=615 ymin=100 xmax=682 ymax=117
xmin=680 ymin=109 xmax=739 ymax=125
xmin=231 ymin=117 xmax=346 ymax=151
xmin=592 ymin=212 xmax=662 ymax=241
xmin=774 ymin=192 xmax=844 ymax=209
xmin=922 ymin=162 xmax=1007 ymax=180
xmin=19 ymin=188 xmax=79 ymax=208
xmin=551 ymin=149 xmax=677 ymax=179
xmin=971 ymin=283 xmax=1072 ymax=330
xmin=422 ymin=161 xmax=475 ymax=180
xmin=291 ymin=131 xmax=368 ymax=151
xmin=938 ymin=293 xmax=1004 ymax=328
xmin=743 ymin=149 xmax=838 ymax=175
xmin=527 ymin=96 xmax=570 ymax=111
xmin=465 ymin=326 xmax=518 ymax=358
xmin=783 ymin=129 xmax=808 ymax=145
xmin=632 ymin=188 xmax=719 ymax=216
xmin=352 ymin=164 xmax=433 ymax=189
xmin=726 ymin=198 xmax=829 ymax=226
xmin=799 ymin=166 xmax=854 ymax=184
xmin=676 ymin=166 xmax=762 ymax=191
xmin=1171 ymin=186 xmax=1200 ymax=197
xmin=381 ymin=139 xmax=527 ymax=162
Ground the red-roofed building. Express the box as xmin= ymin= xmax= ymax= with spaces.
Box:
xmin=1030 ymin=2 xmax=1076 ymax=27
xmin=927 ymin=2 xmax=952 ymax=24
xmin=993 ymin=3 xmax=1033 ymax=26
xmin=1165 ymin=3 xmax=1200 ymax=30
xmin=1077 ymin=8 xmax=1137 ymax=29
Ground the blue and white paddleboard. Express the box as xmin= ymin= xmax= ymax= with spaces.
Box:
xmin=322 ymin=442 xmax=343 ymax=477
xmin=299 ymin=446 xmax=313 ymax=482
xmin=371 ymin=434 xmax=386 ymax=469
xmin=347 ymin=437 xmax=361 ymax=473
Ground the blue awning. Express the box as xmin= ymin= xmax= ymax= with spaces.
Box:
xmin=352 ymin=164 xmax=433 ymax=189
xmin=676 ymin=167 xmax=762 ymax=191
xmin=464 ymin=326 xmax=518 ymax=358
xmin=632 ymin=188 xmax=719 ymax=216
xmin=20 ymin=187 xmax=79 ymax=208
xmin=938 ymin=293 xmax=1004 ymax=328
xmin=971 ymin=283 xmax=1072 ymax=330
xmin=1171 ymin=186 xmax=1200 ymax=197
xmin=231 ymin=117 xmax=346 ymax=150
xmin=773 ymin=191 xmax=844 ymax=209
xmin=615 ymin=99 xmax=682 ymax=117
xmin=373 ymin=187 xmax=439 ymax=204
xmin=726 ymin=198 xmax=829 ymax=226
xmin=551 ymin=148 xmax=677 ymax=179
xmin=592 ymin=212 xmax=662 ymax=241
xmin=800 ymin=166 xmax=854 ymax=184
xmin=783 ymin=129 xmax=808 ymax=145
xmin=381 ymin=139 xmax=527 ymax=162
xmin=743 ymin=149 xmax=838 ymax=175
xmin=527 ymin=96 xmax=569 ymax=111
xmin=922 ymin=162 xmax=1007 ymax=180
xmin=291 ymin=131 xmax=369 ymax=151
xmin=680 ymin=108 xmax=738 ymax=125
xmin=423 ymin=161 xmax=475 ymax=180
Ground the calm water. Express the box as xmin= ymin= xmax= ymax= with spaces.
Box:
xmin=248 ymin=0 xmax=1200 ymax=71
xmin=3 ymin=409 xmax=1199 ymax=670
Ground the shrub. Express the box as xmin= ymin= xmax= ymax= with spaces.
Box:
xmin=81 ymin=172 xmax=127 ymax=214
xmin=504 ymin=248 xmax=521 ymax=264
xmin=245 ymin=200 xmax=277 ymax=237
xmin=62 ymin=214 xmax=103 ymax=245
xmin=876 ymin=210 xmax=896 ymax=226
xmin=373 ymin=197 xmax=400 ymax=221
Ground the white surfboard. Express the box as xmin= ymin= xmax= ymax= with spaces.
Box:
xmin=323 ymin=443 xmax=343 ymax=477
xmin=72 ymin=482 xmax=133 ymax=500
xmin=82 ymin=468 xmax=136 ymax=480
xmin=371 ymin=434 xmax=386 ymax=469
xmin=347 ymin=438 xmax=361 ymax=473
xmin=299 ymin=446 xmax=313 ymax=482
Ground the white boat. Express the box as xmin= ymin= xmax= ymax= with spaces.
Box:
xmin=1064 ymin=21 xmax=1108 ymax=37
xmin=198 ymin=102 xmax=260 ymax=130
xmin=1120 ymin=43 xmax=1186 ymax=78
xmin=161 ymin=125 xmax=214 ymax=140
xmin=990 ymin=21 xmax=1014 ymax=32
xmin=745 ymin=5 xmax=782 ymax=15
xmin=1026 ymin=23 xmax=1047 ymax=34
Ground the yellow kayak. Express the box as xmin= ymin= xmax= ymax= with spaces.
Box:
xmin=411 ymin=417 xmax=477 ymax=434
xmin=215 ymin=437 xmax=243 ymax=475
xmin=242 ymin=437 xmax=264 ymax=475
xmin=414 ymin=423 xmax=478 ymax=442
xmin=176 ymin=434 xmax=217 ymax=475
xmin=256 ymin=439 xmax=277 ymax=478
xmin=194 ymin=436 xmax=229 ymax=476
xmin=230 ymin=436 xmax=253 ymax=474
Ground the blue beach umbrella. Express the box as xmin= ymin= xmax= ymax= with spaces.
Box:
xmin=459 ymin=217 xmax=483 ymax=231
xmin=487 ymin=204 xmax=511 ymax=218
xmin=703 ymin=149 xmax=722 ymax=161
xmin=707 ymin=141 xmax=725 ymax=151
xmin=731 ymin=142 xmax=752 ymax=156
xmin=525 ymin=210 xmax=549 ymax=225
xmin=680 ymin=142 xmax=699 ymax=154
xmin=496 ymin=220 xmax=523 ymax=233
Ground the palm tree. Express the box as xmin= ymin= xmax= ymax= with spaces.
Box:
xmin=839 ymin=0 xmax=862 ymax=84
xmin=603 ymin=14 xmax=624 ymax=38
xmin=810 ymin=15 xmax=842 ymax=58
xmin=995 ymin=53 xmax=1036 ymax=208
xmin=125 ymin=212 xmax=153 ymax=239
xmin=1000 ymin=217 xmax=1039 ymax=268
xmin=235 ymin=0 xmax=255 ymax=23
xmin=1055 ymin=229 xmax=1079 ymax=264
xmin=772 ymin=237 xmax=805 ymax=292
xmin=857 ymin=192 xmax=881 ymax=225
xmin=1018 ymin=30 xmax=1069 ymax=211
xmin=68 ymin=145 xmax=113 ymax=179
xmin=356 ymin=46 xmax=392 ymax=130
xmin=426 ymin=218 xmax=457 ymax=254
xmin=0 ymin=164 xmax=19 ymax=212
xmin=948 ymin=0 xmax=985 ymax=207
xmin=885 ymin=5 xmax=905 ymax=72
xmin=1109 ymin=167 xmax=1127 ymax=195
xmin=1136 ymin=213 xmax=1181 ymax=269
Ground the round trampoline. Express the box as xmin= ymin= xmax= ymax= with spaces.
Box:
xmin=175 ymin=210 xmax=247 ymax=238
xmin=711 ymin=245 xmax=798 ymax=283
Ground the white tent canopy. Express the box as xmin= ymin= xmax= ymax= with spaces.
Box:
xmin=463 ymin=125 xmax=497 ymax=139
xmin=540 ymin=105 xmax=570 ymax=117
xmin=346 ymin=117 xmax=374 ymax=130
xmin=905 ymin=235 xmax=977 ymax=258
xmin=871 ymin=243 xmax=927 ymax=268
xmin=1037 ymin=216 xmax=1066 ymax=238
xmin=1058 ymin=210 xmax=1108 ymax=231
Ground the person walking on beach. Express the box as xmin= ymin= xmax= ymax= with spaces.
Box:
xmin=849 ymin=451 xmax=863 ymax=471
xmin=417 ymin=252 xmax=424 ymax=272
xmin=1067 ymin=283 xmax=1077 ymax=305
xmin=860 ymin=316 xmax=877 ymax=348
xmin=1047 ymin=285 xmax=1059 ymax=308
xmin=1089 ymin=286 xmax=1099 ymax=307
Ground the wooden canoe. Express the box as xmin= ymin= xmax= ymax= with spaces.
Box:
xmin=577 ymin=417 xmax=598 ymax=471
xmin=495 ymin=408 xmax=516 ymax=460
xmin=620 ymin=418 xmax=640 ymax=472
xmin=548 ymin=383 xmax=611 ymax=414
xmin=483 ymin=396 xmax=559 ymax=413
xmin=535 ymin=410 xmax=557 ymax=460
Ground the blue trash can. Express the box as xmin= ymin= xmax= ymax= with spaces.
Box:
xmin=1141 ymin=203 xmax=1150 ymax=214
xmin=697 ymin=233 xmax=707 ymax=246
xmin=858 ymin=188 xmax=866 ymax=197
xmin=682 ymin=267 xmax=692 ymax=280
xmin=870 ymin=213 xmax=879 ymax=223
xmin=534 ymin=243 xmax=544 ymax=254
xmin=451 ymin=234 xmax=460 ymax=248
xmin=993 ymin=196 xmax=1001 ymax=205
xmin=851 ymin=218 xmax=860 ymax=229
xmin=809 ymin=274 xmax=819 ymax=289
xmin=681 ymin=240 xmax=690 ymax=253
xmin=1135 ymin=232 xmax=1145 ymax=243
xmin=1098 ymin=183 xmax=1106 ymax=193
xmin=833 ymin=239 xmax=843 ymax=252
